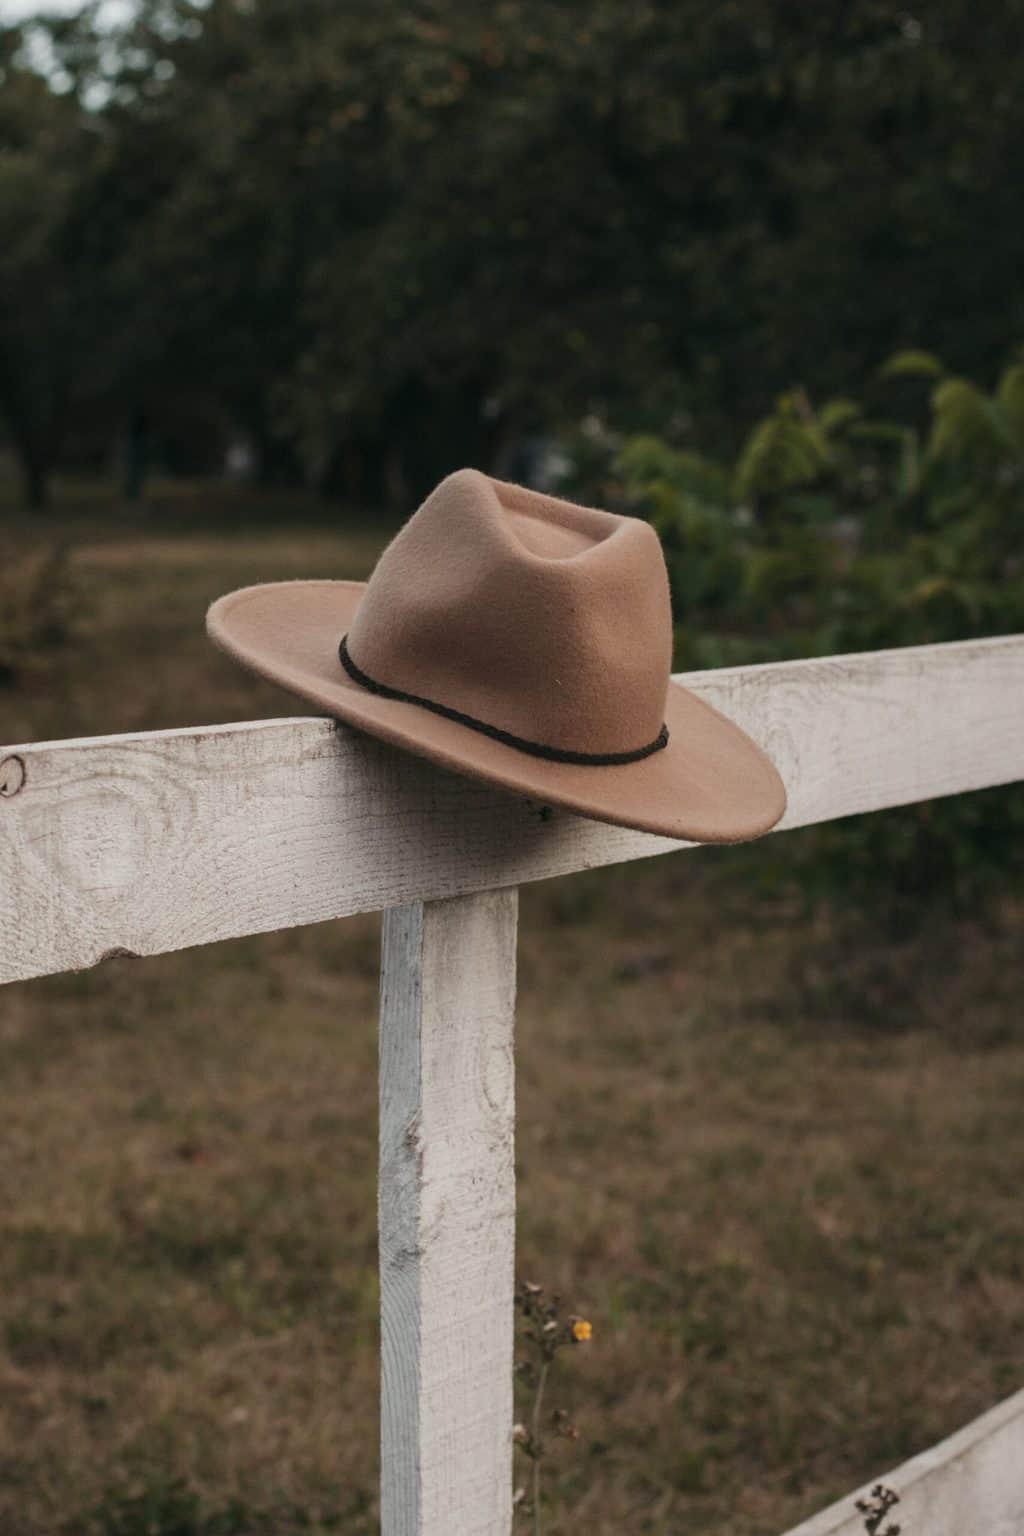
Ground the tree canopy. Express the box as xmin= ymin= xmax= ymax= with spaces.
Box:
xmin=2 ymin=0 xmax=1023 ymax=506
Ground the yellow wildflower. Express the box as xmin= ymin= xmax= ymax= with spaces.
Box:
xmin=571 ymin=1318 xmax=592 ymax=1343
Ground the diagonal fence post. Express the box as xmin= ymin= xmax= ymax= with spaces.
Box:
xmin=378 ymin=889 xmax=518 ymax=1535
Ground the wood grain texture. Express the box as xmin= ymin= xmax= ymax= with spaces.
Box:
xmin=379 ymin=892 xmax=517 ymax=1536
xmin=778 ymin=1386 xmax=1024 ymax=1536
xmin=3 ymin=633 xmax=1024 ymax=984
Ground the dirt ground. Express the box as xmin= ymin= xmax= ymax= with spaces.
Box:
xmin=2 ymin=477 xmax=1023 ymax=1535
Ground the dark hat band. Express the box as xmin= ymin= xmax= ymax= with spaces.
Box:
xmin=338 ymin=634 xmax=669 ymax=767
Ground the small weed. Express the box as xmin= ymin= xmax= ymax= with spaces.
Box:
xmin=856 ymin=1483 xmax=901 ymax=1535
xmin=513 ymin=1281 xmax=592 ymax=1534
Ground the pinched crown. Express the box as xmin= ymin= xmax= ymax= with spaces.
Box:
xmin=344 ymin=469 xmax=673 ymax=758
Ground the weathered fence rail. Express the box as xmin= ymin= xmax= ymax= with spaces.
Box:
xmin=5 ymin=633 xmax=1024 ymax=987
xmin=3 ymin=632 xmax=1024 ymax=1534
xmin=784 ymin=1387 xmax=1024 ymax=1536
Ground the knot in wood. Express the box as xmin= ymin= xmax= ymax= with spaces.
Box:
xmin=0 ymin=755 xmax=25 ymax=797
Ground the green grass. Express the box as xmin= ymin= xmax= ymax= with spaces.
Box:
xmin=1 ymin=470 xmax=1023 ymax=1533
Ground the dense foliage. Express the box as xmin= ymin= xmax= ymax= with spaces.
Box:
xmin=2 ymin=1 xmax=1024 ymax=505
xmin=594 ymin=348 xmax=1024 ymax=918
xmin=609 ymin=349 xmax=1024 ymax=663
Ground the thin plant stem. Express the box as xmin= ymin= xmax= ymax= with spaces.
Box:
xmin=531 ymin=1359 xmax=550 ymax=1536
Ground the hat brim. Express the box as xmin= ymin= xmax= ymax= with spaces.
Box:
xmin=207 ymin=580 xmax=786 ymax=844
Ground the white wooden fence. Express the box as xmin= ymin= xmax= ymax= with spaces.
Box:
xmin=3 ymin=633 xmax=1024 ymax=1535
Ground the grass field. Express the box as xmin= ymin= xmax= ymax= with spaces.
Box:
xmin=2 ymin=475 xmax=1024 ymax=1535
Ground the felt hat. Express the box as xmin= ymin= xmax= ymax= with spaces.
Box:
xmin=207 ymin=469 xmax=786 ymax=842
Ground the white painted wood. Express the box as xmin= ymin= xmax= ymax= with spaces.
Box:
xmin=778 ymin=1385 xmax=1024 ymax=1536
xmin=379 ymin=891 xmax=517 ymax=1536
xmin=3 ymin=633 xmax=1024 ymax=984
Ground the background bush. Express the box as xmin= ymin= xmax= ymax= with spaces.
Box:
xmin=570 ymin=347 xmax=1024 ymax=922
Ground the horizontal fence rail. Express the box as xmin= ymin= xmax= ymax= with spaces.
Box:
xmin=3 ymin=634 xmax=1024 ymax=985
xmin=780 ymin=1385 xmax=1024 ymax=1536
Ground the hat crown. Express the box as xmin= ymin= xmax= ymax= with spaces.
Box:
xmin=345 ymin=469 xmax=673 ymax=756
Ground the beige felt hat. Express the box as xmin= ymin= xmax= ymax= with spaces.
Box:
xmin=207 ymin=469 xmax=786 ymax=842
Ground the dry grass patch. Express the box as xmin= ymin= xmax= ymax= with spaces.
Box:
xmin=1 ymin=481 xmax=1023 ymax=1533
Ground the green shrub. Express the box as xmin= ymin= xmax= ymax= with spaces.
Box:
xmin=571 ymin=348 xmax=1024 ymax=922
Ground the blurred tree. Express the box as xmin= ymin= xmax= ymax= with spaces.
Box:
xmin=3 ymin=0 xmax=1024 ymax=504
xmin=0 ymin=11 xmax=178 ymax=505
xmin=0 ymin=24 xmax=108 ymax=506
xmin=285 ymin=0 xmax=1024 ymax=488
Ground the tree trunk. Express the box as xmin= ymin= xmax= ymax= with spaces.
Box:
xmin=20 ymin=448 xmax=49 ymax=511
xmin=121 ymin=409 xmax=149 ymax=503
xmin=0 ymin=393 xmax=52 ymax=509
